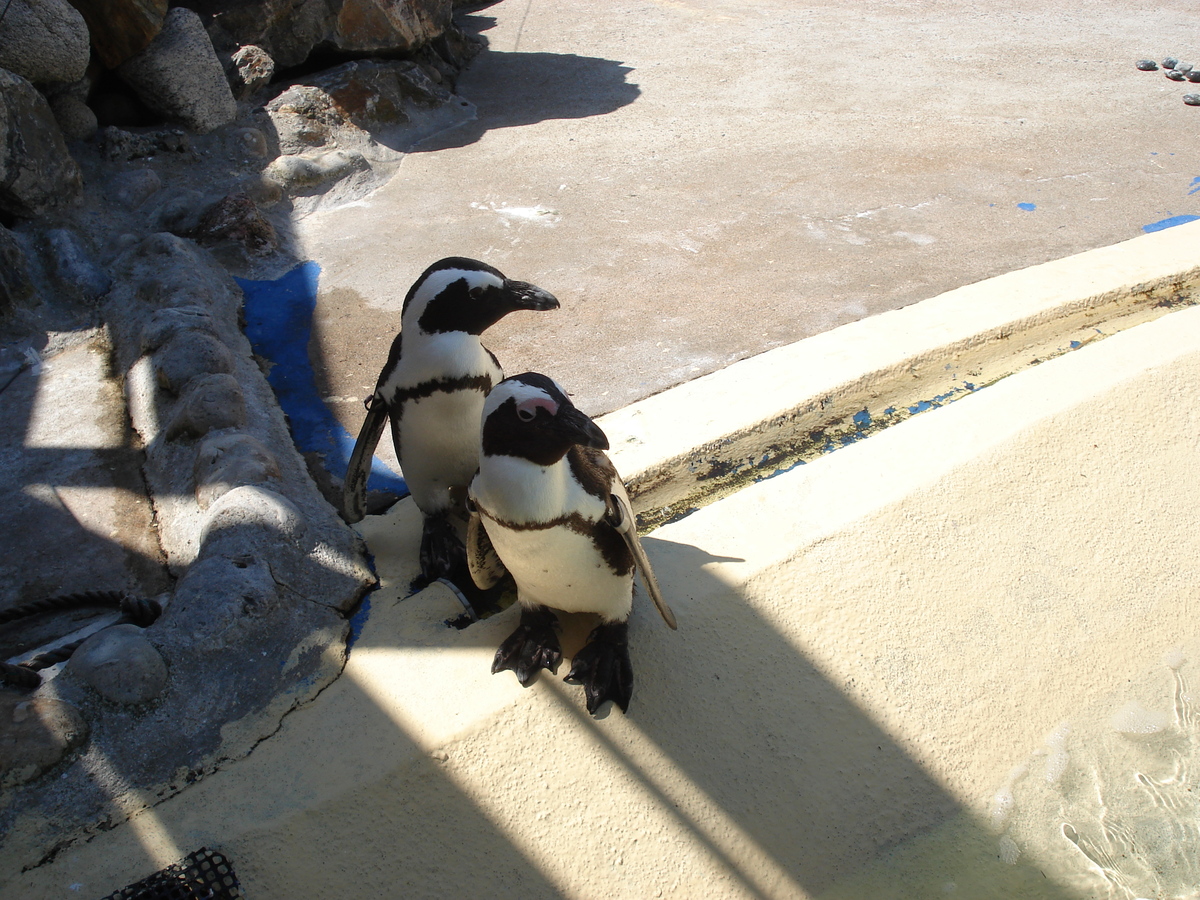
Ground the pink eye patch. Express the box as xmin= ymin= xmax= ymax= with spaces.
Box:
xmin=517 ymin=395 xmax=558 ymax=418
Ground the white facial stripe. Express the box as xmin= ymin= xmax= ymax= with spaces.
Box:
xmin=484 ymin=378 xmax=566 ymax=417
xmin=403 ymin=267 xmax=505 ymax=329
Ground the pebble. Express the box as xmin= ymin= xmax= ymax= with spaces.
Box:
xmin=0 ymin=695 xmax=88 ymax=788
xmin=1167 ymin=69 xmax=1186 ymax=81
xmin=1175 ymin=61 xmax=1194 ymax=73
xmin=165 ymin=372 xmax=247 ymax=439
xmin=1136 ymin=59 xmax=1158 ymax=71
xmin=1188 ymin=71 xmax=1200 ymax=83
xmin=1163 ymin=57 xmax=1179 ymax=70
xmin=66 ymin=624 xmax=169 ymax=705
xmin=1184 ymin=94 xmax=1200 ymax=106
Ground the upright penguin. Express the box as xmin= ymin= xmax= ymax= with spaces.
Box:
xmin=343 ymin=258 xmax=559 ymax=585
xmin=467 ymin=372 xmax=677 ymax=715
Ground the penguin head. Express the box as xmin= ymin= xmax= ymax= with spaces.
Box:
xmin=401 ymin=257 xmax=559 ymax=336
xmin=482 ymin=372 xmax=609 ymax=466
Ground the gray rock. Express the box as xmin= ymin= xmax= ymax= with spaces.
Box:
xmin=48 ymin=93 xmax=97 ymax=141
xmin=140 ymin=305 xmax=218 ymax=351
xmin=190 ymin=192 xmax=278 ymax=256
xmin=167 ymin=553 xmax=280 ymax=649
xmin=228 ymin=126 xmax=269 ymax=158
xmin=41 ymin=228 xmax=111 ymax=302
xmin=265 ymin=149 xmax=368 ymax=190
xmin=194 ymin=432 xmax=281 ymax=509
xmin=153 ymin=329 xmax=235 ymax=394
xmin=0 ymin=694 xmax=88 ymax=788
xmin=0 ymin=224 xmax=41 ymax=317
xmin=68 ymin=0 xmax=168 ymax=69
xmin=108 ymin=169 xmax=163 ymax=209
xmin=154 ymin=188 xmax=209 ymax=235
xmin=117 ymin=8 xmax=237 ymax=134
xmin=230 ymin=45 xmax=274 ymax=98
xmin=98 ymin=125 xmax=191 ymax=162
xmin=65 ymin=624 xmax=169 ymax=704
xmin=0 ymin=0 xmax=90 ymax=86
xmin=208 ymin=0 xmax=452 ymax=70
xmin=200 ymin=484 xmax=308 ymax=548
xmin=0 ymin=68 xmax=82 ymax=218
xmin=165 ymin=372 xmax=247 ymax=439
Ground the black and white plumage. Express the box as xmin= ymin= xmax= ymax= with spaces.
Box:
xmin=343 ymin=258 xmax=559 ymax=586
xmin=467 ymin=373 xmax=676 ymax=715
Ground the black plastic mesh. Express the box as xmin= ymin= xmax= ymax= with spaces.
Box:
xmin=102 ymin=847 xmax=243 ymax=900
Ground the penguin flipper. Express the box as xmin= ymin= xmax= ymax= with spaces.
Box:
xmin=606 ymin=484 xmax=678 ymax=630
xmin=342 ymin=394 xmax=389 ymax=524
xmin=466 ymin=505 xmax=508 ymax=590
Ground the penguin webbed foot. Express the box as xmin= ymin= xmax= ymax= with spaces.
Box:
xmin=492 ymin=606 xmax=562 ymax=686
xmin=565 ymin=621 xmax=633 ymax=715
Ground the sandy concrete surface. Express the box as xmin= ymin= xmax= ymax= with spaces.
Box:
xmin=11 ymin=241 xmax=1199 ymax=898
xmin=297 ymin=0 xmax=1200 ymax=446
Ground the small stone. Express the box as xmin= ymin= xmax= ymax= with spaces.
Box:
xmin=108 ymin=169 xmax=162 ymax=209
xmin=153 ymin=329 xmax=235 ymax=394
xmin=1166 ymin=69 xmax=1186 ymax=81
xmin=1174 ymin=61 xmax=1194 ymax=73
xmin=140 ymin=305 xmax=217 ymax=351
xmin=0 ymin=694 xmax=88 ymax=788
xmin=1136 ymin=59 xmax=1158 ymax=71
xmin=165 ymin=372 xmax=246 ymax=440
xmin=65 ymin=624 xmax=168 ymax=704
xmin=194 ymin=432 xmax=281 ymax=509
xmin=169 ymin=554 xmax=279 ymax=649
xmin=1163 ymin=57 xmax=1179 ymax=70
xmin=49 ymin=94 xmax=98 ymax=142
xmin=1184 ymin=94 xmax=1200 ymax=106
xmin=230 ymin=45 xmax=274 ymax=98
xmin=190 ymin=192 xmax=278 ymax=256
xmin=201 ymin=484 xmax=308 ymax=548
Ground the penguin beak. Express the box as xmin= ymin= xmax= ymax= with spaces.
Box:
xmin=503 ymin=280 xmax=560 ymax=312
xmin=553 ymin=404 xmax=610 ymax=451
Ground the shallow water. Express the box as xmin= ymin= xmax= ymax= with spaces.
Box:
xmin=821 ymin=646 xmax=1200 ymax=900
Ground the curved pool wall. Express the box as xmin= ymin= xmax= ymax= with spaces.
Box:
xmin=9 ymin=222 xmax=1200 ymax=899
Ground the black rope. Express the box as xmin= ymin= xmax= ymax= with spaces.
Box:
xmin=0 ymin=591 xmax=162 ymax=690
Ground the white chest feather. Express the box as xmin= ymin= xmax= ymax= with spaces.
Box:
xmin=472 ymin=455 xmax=606 ymax=525
xmin=380 ymin=332 xmax=501 ymax=394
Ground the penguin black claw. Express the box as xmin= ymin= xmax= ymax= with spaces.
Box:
xmin=492 ymin=606 xmax=562 ymax=686
xmin=565 ymin=621 xmax=633 ymax=714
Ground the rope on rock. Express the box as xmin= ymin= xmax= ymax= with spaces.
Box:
xmin=0 ymin=591 xmax=162 ymax=690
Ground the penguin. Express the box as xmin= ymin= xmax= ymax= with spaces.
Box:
xmin=342 ymin=258 xmax=559 ymax=588
xmin=466 ymin=372 xmax=677 ymax=715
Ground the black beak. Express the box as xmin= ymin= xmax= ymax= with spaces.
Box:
xmin=552 ymin=403 xmax=609 ymax=451
xmin=504 ymin=280 xmax=560 ymax=312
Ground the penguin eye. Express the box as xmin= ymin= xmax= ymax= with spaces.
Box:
xmin=517 ymin=407 xmax=536 ymax=422
xmin=469 ymin=285 xmax=486 ymax=299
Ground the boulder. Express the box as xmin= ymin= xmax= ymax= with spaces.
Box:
xmin=0 ymin=0 xmax=90 ymax=86
xmin=0 ymin=225 xmax=41 ymax=317
xmin=67 ymin=0 xmax=168 ymax=69
xmin=0 ymin=68 xmax=82 ymax=218
xmin=117 ymin=7 xmax=236 ymax=134
xmin=200 ymin=0 xmax=452 ymax=70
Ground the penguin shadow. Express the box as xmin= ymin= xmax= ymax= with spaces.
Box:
xmin=407 ymin=11 xmax=642 ymax=153
xmin=530 ymin=532 xmax=1081 ymax=898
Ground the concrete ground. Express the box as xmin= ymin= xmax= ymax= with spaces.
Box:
xmin=5 ymin=0 xmax=1200 ymax=895
xmin=10 ymin=226 xmax=1200 ymax=899
xmin=300 ymin=0 xmax=1200 ymax=441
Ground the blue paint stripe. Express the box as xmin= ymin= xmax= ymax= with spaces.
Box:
xmin=1143 ymin=214 xmax=1200 ymax=233
xmin=236 ymin=262 xmax=408 ymax=497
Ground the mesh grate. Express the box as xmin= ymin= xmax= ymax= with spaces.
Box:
xmin=102 ymin=847 xmax=243 ymax=900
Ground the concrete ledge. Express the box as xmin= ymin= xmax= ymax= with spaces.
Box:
xmin=601 ymin=219 xmax=1200 ymax=526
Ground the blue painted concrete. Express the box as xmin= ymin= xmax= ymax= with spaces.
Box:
xmin=1017 ymin=202 xmax=1037 ymax=212
xmin=1143 ymin=214 xmax=1200 ymax=233
xmin=237 ymin=262 xmax=408 ymax=497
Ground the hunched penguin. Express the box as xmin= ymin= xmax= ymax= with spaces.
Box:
xmin=342 ymin=258 xmax=559 ymax=586
xmin=466 ymin=372 xmax=677 ymax=715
